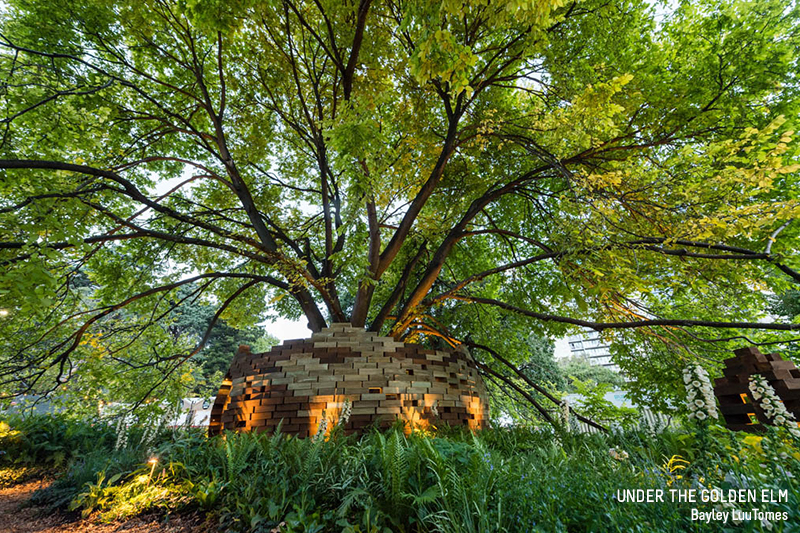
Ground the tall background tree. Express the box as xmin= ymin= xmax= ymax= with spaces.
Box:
xmin=1 ymin=0 xmax=799 ymax=416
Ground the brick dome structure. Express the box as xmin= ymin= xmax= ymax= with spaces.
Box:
xmin=714 ymin=346 xmax=800 ymax=432
xmin=208 ymin=324 xmax=490 ymax=437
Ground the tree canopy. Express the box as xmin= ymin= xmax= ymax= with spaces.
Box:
xmin=1 ymin=0 xmax=800 ymax=416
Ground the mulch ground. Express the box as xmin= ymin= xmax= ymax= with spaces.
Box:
xmin=0 ymin=479 xmax=210 ymax=533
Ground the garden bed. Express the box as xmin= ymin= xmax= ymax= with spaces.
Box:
xmin=0 ymin=477 xmax=208 ymax=533
xmin=1 ymin=414 xmax=798 ymax=532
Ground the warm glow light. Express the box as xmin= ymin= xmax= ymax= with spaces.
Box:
xmin=0 ymin=309 xmax=9 ymax=317
xmin=740 ymin=393 xmax=749 ymax=404
xmin=146 ymin=457 xmax=158 ymax=485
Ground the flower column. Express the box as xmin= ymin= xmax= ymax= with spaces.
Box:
xmin=748 ymin=375 xmax=800 ymax=438
xmin=683 ymin=364 xmax=719 ymax=422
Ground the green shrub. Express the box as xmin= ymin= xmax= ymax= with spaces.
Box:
xmin=0 ymin=465 xmax=39 ymax=488
xmin=0 ymin=413 xmax=162 ymax=512
xmin=69 ymin=460 xmax=192 ymax=521
xmin=0 ymin=414 xmax=116 ymax=467
xmin=29 ymin=448 xmax=146 ymax=511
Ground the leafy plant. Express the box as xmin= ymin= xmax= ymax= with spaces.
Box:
xmin=0 ymin=414 xmax=116 ymax=467
xmin=569 ymin=377 xmax=640 ymax=430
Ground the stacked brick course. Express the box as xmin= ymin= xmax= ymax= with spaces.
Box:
xmin=713 ymin=346 xmax=800 ymax=432
xmin=208 ymin=324 xmax=490 ymax=437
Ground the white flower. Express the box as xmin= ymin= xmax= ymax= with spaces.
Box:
xmin=748 ymin=375 xmax=799 ymax=436
xmin=609 ymin=447 xmax=629 ymax=461
xmin=683 ymin=363 xmax=719 ymax=422
xmin=313 ymin=413 xmax=329 ymax=442
xmin=337 ymin=399 xmax=352 ymax=426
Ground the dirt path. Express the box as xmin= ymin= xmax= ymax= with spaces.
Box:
xmin=0 ymin=480 xmax=208 ymax=533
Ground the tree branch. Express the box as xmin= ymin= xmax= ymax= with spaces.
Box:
xmin=464 ymin=296 xmax=800 ymax=332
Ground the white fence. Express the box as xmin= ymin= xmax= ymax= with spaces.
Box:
xmin=574 ymin=408 xmax=674 ymax=434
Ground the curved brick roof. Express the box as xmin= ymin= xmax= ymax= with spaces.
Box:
xmin=209 ymin=324 xmax=490 ymax=437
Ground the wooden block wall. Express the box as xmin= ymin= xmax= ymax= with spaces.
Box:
xmin=208 ymin=324 xmax=490 ymax=437
xmin=713 ymin=346 xmax=800 ymax=433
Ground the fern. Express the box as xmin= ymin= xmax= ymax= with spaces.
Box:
xmin=223 ymin=432 xmax=258 ymax=483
